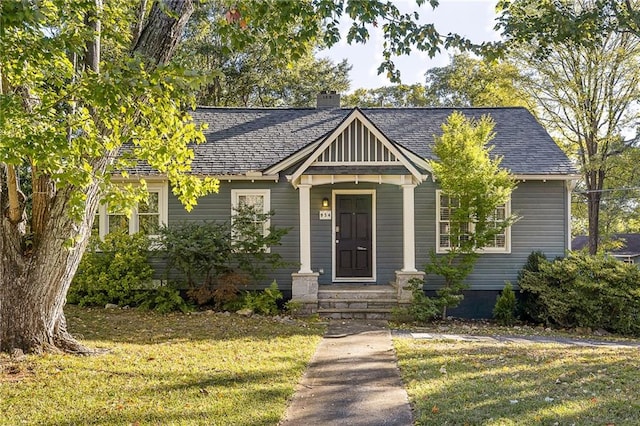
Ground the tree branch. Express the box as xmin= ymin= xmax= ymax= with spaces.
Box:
xmin=5 ymin=164 xmax=24 ymax=224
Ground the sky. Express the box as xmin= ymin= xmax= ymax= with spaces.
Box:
xmin=318 ymin=0 xmax=500 ymax=91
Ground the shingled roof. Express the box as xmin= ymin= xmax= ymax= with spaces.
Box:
xmin=573 ymin=234 xmax=640 ymax=257
xmin=138 ymin=106 xmax=577 ymax=177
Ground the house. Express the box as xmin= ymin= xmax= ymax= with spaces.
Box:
xmin=572 ymin=234 xmax=640 ymax=265
xmin=98 ymin=93 xmax=578 ymax=318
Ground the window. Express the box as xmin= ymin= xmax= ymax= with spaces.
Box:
xmin=98 ymin=182 xmax=168 ymax=238
xmin=231 ymin=189 xmax=271 ymax=237
xmin=436 ymin=190 xmax=510 ymax=253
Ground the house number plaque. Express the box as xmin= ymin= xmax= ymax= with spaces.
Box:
xmin=319 ymin=210 xmax=332 ymax=220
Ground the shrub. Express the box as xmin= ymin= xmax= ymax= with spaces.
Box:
xmin=159 ymin=206 xmax=289 ymax=307
xmin=397 ymin=278 xmax=440 ymax=324
xmin=493 ymin=282 xmax=517 ymax=326
xmin=159 ymin=221 xmax=230 ymax=289
xmin=518 ymin=252 xmax=640 ymax=335
xmin=239 ymin=281 xmax=283 ymax=315
xmin=137 ymin=287 xmax=191 ymax=314
xmin=69 ymin=232 xmax=154 ymax=307
xmin=517 ymin=251 xmax=548 ymax=322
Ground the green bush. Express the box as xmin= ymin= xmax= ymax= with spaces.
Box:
xmin=238 ymin=281 xmax=283 ymax=315
xmin=396 ymin=278 xmax=440 ymax=324
xmin=493 ymin=282 xmax=517 ymax=326
xmin=69 ymin=232 xmax=154 ymax=307
xmin=517 ymin=251 xmax=548 ymax=322
xmin=518 ymin=252 xmax=640 ymax=335
xmin=159 ymin=206 xmax=289 ymax=307
xmin=136 ymin=287 xmax=191 ymax=314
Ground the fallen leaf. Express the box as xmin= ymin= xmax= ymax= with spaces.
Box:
xmin=431 ymin=405 xmax=439 ymax=414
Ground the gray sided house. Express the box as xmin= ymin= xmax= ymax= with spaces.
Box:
xmin=100 ymin=93 xmax=578 ymax=318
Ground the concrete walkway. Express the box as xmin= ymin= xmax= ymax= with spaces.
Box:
xmin=280 ymin=320 xmax=413 ymax=426
xmin=399 ymin=331 xmax=640 ymax=348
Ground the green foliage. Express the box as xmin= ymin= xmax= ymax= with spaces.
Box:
xmin=424 ymin=53 xmax=531 ymax=107
xmin=160 ymin=221 xmax=231 ymax=288
xmin=69 ymin=232 xmax=190 ymax=313
xmin=160 ymin=206 xmax=289 ymax=306
xmin=397 ymin=278 xmax=440 ymax=324
xmin=493 ymin=282 xmax=517 ymax=326
xmin=230 ymin=204 xmax=289 ymax=281
xmin=495 ymin=0 xmax=640 ymax=57
xmin=68 ymin=232 xmax=154 ymax=307
xmin=175 ymin=5 xmax=352 ymax=108
xmin=284 ymin=300 xmax=303 ymax=316
xmin=217 ymin=0 xmax=469 ymax=82
xmin=425 ymin=252 xmax=477 ymax=318
xmin=342 ymin=84 xmax=429 ymax=107
xmin=239 ymin=281 xmax=284 ymax=316
xmin=502 ymin=1 xmax=640 ymax=254
xmin=518 ymin=252 xmax=640 ymax=335
xmin=136 ymin=287 xmax=191 ymax=314
xmin=517 ymin=250 xmax=548 ymax=322
xmin=426 ymin=112 xmax=518 ymax=317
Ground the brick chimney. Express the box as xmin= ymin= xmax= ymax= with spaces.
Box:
xmin=316 ymin=90 xmax=341 ymax=108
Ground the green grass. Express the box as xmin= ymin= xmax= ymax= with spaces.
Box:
xmin=394 ymin=336 xmax=640 ymax=425
xmin=0 ymin=306 xmax=325 ymax=425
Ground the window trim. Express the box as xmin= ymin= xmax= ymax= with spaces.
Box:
xmin=98 ymin=182 xmax=168 ymax=239
xmin=435 ymin=189 xmax=511 ymax=254
xmin=231 ymin=189 xmax=271 ymax=251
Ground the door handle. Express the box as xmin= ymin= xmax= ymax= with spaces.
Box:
xmin=357 ymin=246 xmax=367 ymax=251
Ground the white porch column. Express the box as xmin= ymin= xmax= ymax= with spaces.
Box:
xmin=298 ymin=183 xmax=313 ymax=273
xmin=402 ymin=183 xmax=417 ymax=272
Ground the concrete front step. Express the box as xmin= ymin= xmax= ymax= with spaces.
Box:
xmin=317 ymin=284 xmax=400 ymax=319
xmin=318 ymin=285 xmax=397 ymax=299
xmin=317 ymin=308 xmax=394 ymax=320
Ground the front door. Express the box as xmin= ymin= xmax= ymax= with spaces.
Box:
xmin=335 ymin=194 xmax=372 ymax=278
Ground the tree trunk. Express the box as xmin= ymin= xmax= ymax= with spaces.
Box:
xmin=587 ymin=191 xmax=601 ymax=255
xmin=0 ymin=0 xmax=195 ymax=354
xmin=0 ymin=185 xmax=101 ymax=354
xmin=585 ymin=168 xmax=604 ymax=255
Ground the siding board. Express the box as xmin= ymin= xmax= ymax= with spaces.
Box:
xmin=164 ymin=178 xmax=569 ymax=293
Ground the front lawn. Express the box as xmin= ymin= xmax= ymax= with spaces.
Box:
xmin=394 ymin=336 xmax=640 ymax=425
xmin=0 ymin=306 xmax=324 ymax=425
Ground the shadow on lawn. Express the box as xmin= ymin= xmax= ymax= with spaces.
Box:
xmin=39 ymin=356 xmax=308 ymax=425
xmin=65 ymin=305 xmax=324 ymax=345
xmin=398 ymin=340 xmax=640 ymax=425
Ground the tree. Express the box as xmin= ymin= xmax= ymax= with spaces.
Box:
xmin=342 ymin=53 xmax=530 ymax=108
xmin=504 ymin=1 xmax=640 ymax=254
xmin=342 ymin=84 xmax=429 ymax=107
xmin=0 ymin=0 xmax=218 ymax=354
xmin=423 ymin=53 xmax=531 ymax=107
xmin=494 ymin=0 xmax=640 ymax=56
xmin=572 ymin=146 xmax=640 ymax=237
xmin=174 ymin=1 xmax=351 ymax=107
xmin=0 ymin=0 xmax=477 ymax=354
xmin=427 ymin=112 xmax=517 ymax=318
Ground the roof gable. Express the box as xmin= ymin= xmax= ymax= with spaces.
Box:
xmin=289 ymin=109 xmax=426 ymax=186
xmin=133 ymin=106 xmax=579 ymax=179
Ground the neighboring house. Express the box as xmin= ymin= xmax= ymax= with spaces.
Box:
xmin=572 ymin=234 xmax=640 ymax=265
xmin=98 ymin=93 xmax=578 ymax=318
